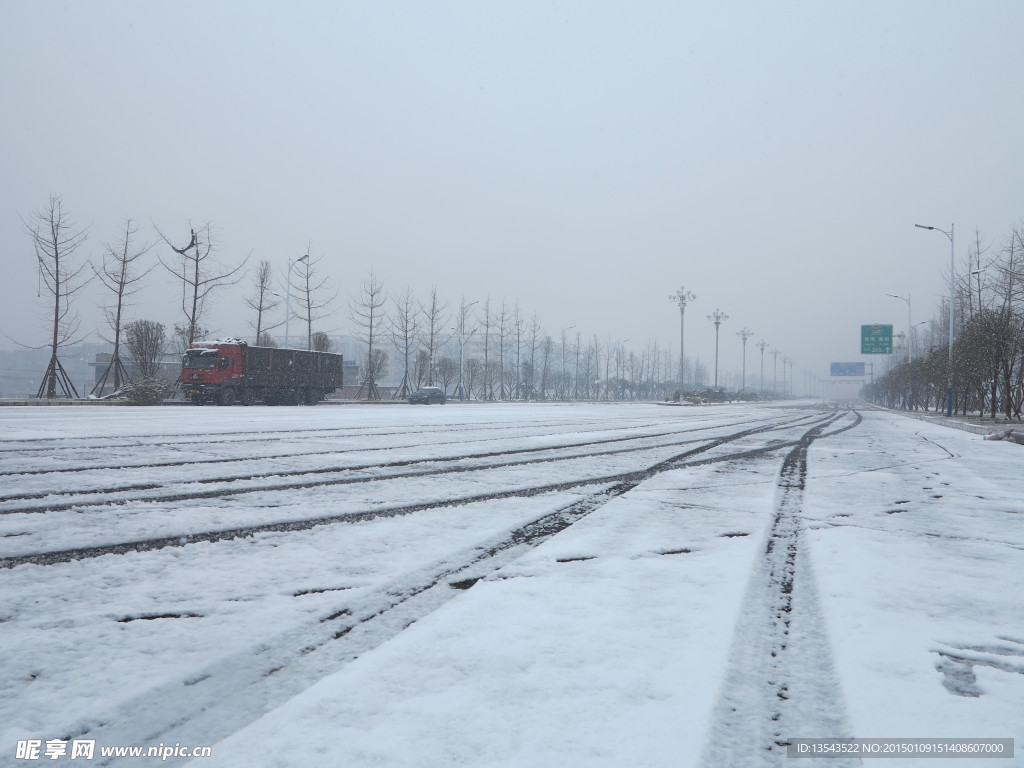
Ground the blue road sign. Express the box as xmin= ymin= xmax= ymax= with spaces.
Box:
xmin=831 ymin=362 xmax=866 ymax=377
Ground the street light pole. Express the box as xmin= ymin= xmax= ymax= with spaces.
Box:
xmin=707 ymin=308 xmax=729 ymax=390
xmin=915 ymin=223 xmax=955 ymax=415
xmin=736 ymin=328 xmax=753 ymax=392
xmin=886 ymin=293 xmax=913 ymax=363
xmin=284 ymin=254 xmax=309 ymax=349
xmin=756 ymin=339 xmax=768 ymax=396
xmin=772 ymin=347 xmax=780 ymax=396
xmin=669 ymin=288 xmax=696 ymax=397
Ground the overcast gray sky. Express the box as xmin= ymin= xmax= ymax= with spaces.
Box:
xmin=3 ymin=1 xmax=1023 ymax=387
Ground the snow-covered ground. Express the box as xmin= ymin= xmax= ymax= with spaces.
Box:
xmin=1 ymin=402 xmax=1021 ymax=766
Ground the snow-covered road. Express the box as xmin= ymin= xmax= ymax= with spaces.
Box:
xmin=1 ymin=402 xmax=1021 ymax=766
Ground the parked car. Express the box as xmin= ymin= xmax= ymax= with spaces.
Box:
xmin=409 ymin=386 xmax=446 ymax=405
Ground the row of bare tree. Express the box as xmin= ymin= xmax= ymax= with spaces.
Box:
xmin=23 ymin=194 xmax=733 ymax=402
xmin=864 ymin=223 xmax=1024 ymax=419
xmin=22 ymin=195 xmax=338 ymax=397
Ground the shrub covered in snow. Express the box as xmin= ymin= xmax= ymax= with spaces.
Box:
xmin=123 ymin=377 xmax=176 ymax=405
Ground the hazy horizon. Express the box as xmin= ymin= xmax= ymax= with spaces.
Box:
xmin=3 ymin=2 xmax=1023 ymax=391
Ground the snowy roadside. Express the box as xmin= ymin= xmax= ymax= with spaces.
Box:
xmin=804 ymin=411 xmax=1024 ymax=766
xmin=866 ymin=403 xmax=1024 ymax=445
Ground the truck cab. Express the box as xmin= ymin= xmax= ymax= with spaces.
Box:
xmin=180 ymin=343 xmax=244 ymax=404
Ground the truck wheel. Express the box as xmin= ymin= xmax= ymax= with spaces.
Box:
xmin=219 ymin=387 xmax=236 ymax=406
xmin=190 ymin=393 xmax=206 ymax=406
xmin=240 ymin=388 xmax=255 ymax=406
xmin=304 ymin=388 xmax=321 ymax=406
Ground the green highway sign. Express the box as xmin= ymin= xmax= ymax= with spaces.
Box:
xmin=861 ymin=324 xmax=893 ymax=354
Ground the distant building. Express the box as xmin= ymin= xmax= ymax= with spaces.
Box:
xmin=0 ymin=343 xmax=110 ymax=399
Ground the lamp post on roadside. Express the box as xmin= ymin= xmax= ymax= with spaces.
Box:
xmin=915 ymin=223 xmax=955 ymax=415
xmin=669 ymin=288 xmax=696 ymax=396
xmin=736 ymin=327 xmax=753 ymax=393
xmin=284 ymin=254 xmax=309 ymax=349
xmin=756 ymin=339 xmax=769 ymax=396
xmin=707 ymin=308 xmax=729 ymax=390
xmin=969 ymin=269 xmax=984 ymax=318
xmin=772 ymin=347 xmax=780 ymax=396
xmin=886 ymin=293 xmax=913 ymax=363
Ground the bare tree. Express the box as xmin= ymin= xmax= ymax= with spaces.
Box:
xmin=388 ymin=286 xmax=421 ymax=399
xmin=23 ymin=195 xmax=92 ymax=398
xmin=123 ymin=319 xmax=167 ymax=378
xmin=174 ymin=322 xmax=210 ymax=353
xmin=435 ymin=356 xmax=459 ymax=394
xmin=465 ymin=357 xmax=482 ymax=400
xmin=573 ymin=330 xmax=583 ymax=399
xmin=414 ymin=348 xmax=430 ymax=388
xmin=92 ymin=219 xmax=155 ymax=395
xmin=156 ymin=222 xmax=247 ymax=348
xmin=350 ymin=270 xmax=387 ymax=400
xmin=365 ymin=348 xmax=389 ymax=396
xmin=496 ymin=300 xmax=512 ymax=400
xmin=245 ymin=259 xmax=282 ymax=341
xmin=586 ymin=335 xmax=602 ymax=399
xmin=538 ymin=335 xmax=554 ymax=400
xmin=524 ymin=312 xmax=542 ymax=399
xmin=452 ymin=297 xmax=479 ymax=399
xmin=478 ymin=297 xmax=495 ymax=400
xmin=964 ymin=228 xmax=991 ymax=319
xmin=603 ymin=332 xmax=617 ymax=400
xmin=257 ymin=332 xmax=277 ymax=348
xmin=289 ymin=251 xmax=336 ymax=350
xmin=558 ymin=327 xmax=574 ymax=400
xmin=310 ymin=331 xmax=333 ymax=352
xmin=419 ymin=286 xmax=448 ymax=386
xmin=511 ymin=303 xmax=524 ymax=399
xmin=122 ymin=319 xmax=174 ymax=405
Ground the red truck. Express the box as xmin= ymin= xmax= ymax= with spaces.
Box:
xmin=180 ymin=340 xmax=343 ymax=405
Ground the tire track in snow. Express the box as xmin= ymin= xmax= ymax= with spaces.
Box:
xmin=0 ymin=412 xmax=808 ymax=505
xmin=0 ymin=412 xmax=834 ymax=569
xmin=700 ymin=412 xmax=863 ymax=767
xmin=69 ymin=484 xmax=630 ymax=765
xmin=0 ymin=412 xmax=788 ymax=477
xmin=0 ymin=416 xmax=667 ymax=454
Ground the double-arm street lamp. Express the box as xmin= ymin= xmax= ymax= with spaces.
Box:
xmin=756 ymin=339 xmax=769 ymax=395
xmin=772 ymin=347 xmax=780 ymax=395
xmin=669 ymin=288 xmax=696 ymax=394
xmin=707 ymin=308 xmax=729 ymax=389
xmin=736 ymin=328 xmax=753 ymax=392
xmin=284 ymin=254 xmax=309 ymax=349
xmin=915 ymin=223 xmax=955 ymax=415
